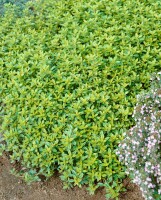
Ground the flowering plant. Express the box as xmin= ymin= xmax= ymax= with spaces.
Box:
xmin=116 ymin=72 xmax=161 ymax=200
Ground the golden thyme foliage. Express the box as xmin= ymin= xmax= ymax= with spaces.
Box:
xmin=0 ymin=0 xmax=31 ymax=15
xmin=0 ymin=0 xmax=161 ymax=198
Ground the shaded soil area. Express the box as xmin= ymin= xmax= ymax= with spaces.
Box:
xmin=0 ymin=154 xmax=144 ymax=200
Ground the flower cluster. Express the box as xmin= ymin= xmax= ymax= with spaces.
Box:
xmin=116 ymin=72 xmax=161 ymax=200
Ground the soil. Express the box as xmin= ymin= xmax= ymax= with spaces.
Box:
xmin=0 ymin=154 xmax=144 ymax=200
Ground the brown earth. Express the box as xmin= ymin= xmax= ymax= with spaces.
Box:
xmin=0 ymin=154 xmax=144 ymax=200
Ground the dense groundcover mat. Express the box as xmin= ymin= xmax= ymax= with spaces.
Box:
xmin=0 ymin=0 xmax=31 ymax=15
xmin=0 ymin=0 xmax=161 ymax=199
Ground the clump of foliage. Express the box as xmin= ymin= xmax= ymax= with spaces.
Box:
xmin=0 ymin=0 xmax=32 ymax=15
xmin=116 ymin=72 xmax=161 ymax=200
xmin=0 ymin=0 xmax=161 ymax=199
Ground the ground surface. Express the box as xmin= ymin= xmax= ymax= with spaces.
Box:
xmin=0 ymin=154 xmax=144 ymax=200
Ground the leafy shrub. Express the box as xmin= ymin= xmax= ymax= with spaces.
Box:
xmin=0 ymin=0 xmax=32 ymax=15
xmin=116 ymin=72 xmax=161 ymax=200
xmin=0 ymin=0 xmax=161 ymax=199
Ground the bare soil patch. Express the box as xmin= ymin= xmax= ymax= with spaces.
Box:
xmin=0 ymin=154 xmax=144 ymax=200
